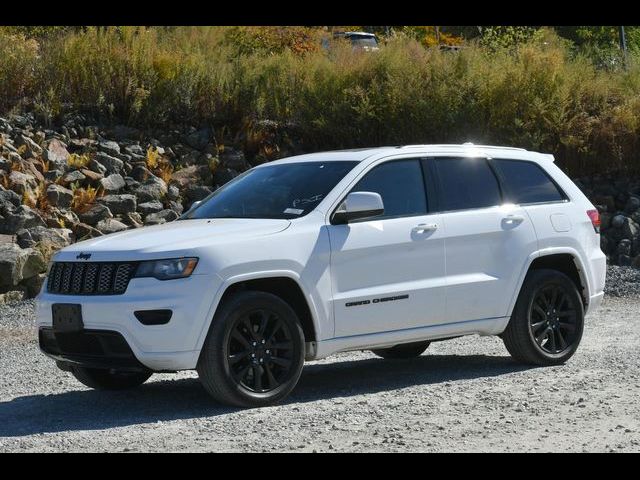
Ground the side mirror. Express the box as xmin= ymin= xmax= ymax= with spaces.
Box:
xmin=331 ymin=192 xmax=384 ymax=224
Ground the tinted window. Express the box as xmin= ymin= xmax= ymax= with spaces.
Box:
xmin=434 ymin=157 xmax=501 ymax=211
xmin=352 ymin=159 xmax=427 ymax=219
xmin=183 ymin=161 xmax=357 ymax=220
xmin=494 ymin=159 xmax=565 ymax=204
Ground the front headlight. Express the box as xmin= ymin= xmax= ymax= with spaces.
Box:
xmin=134 ymin=257 xmax=199 ymax=281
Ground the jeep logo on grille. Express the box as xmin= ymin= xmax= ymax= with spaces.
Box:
xmin=76 ymin=252 xmax=92 ymax=260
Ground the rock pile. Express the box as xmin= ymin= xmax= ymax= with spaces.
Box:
xmin=575 ymin=175 xmax=640 ymax=267
xmin=1 ymin=112 xmax=298 ymax=302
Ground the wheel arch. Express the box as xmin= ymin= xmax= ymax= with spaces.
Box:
xmin=508 ymin=249 xmax=590 ymax=318
xmin=195 ymin=271 xmax=321 ymax=357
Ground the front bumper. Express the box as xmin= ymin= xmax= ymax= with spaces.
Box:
xmin=36 ymin=273 xmax=222 ymax=371
xmin=39 ymin=328 xmax=149 ymax=372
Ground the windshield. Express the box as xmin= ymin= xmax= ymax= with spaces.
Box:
xmin=182 ymin=161 xmax=358 ymax=220
xmin=350 ymin=36 xmax=378 ymax=47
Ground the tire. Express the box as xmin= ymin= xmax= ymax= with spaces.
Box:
xmin=197 ymin=291 xmax=305 ymax=408
xmin=71 ymin=367 xmax=152 ymax=390
xmin=502 ymin=269 xmax=584 ymax=366
xmin=371 ymin=341 xmax=431 ymax=359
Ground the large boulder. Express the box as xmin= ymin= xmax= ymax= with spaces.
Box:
xmin=166 ymin=184 xmax=180 ymax=201
xmin=62 ymin=170 xmax=86 ymax=185
xmin=78 ymin=204 xmax=113 ymax=226
xmin=171 ymin=164 xmax=212 ymax=188
xmin=137 ymin=200 xmax=164 ymax=216
xmin=134 ymin=176 xmax=167 ymax=203
xmin=47 ymin=208 xmax=80 ymax=229
xmin=100 ymin=173 xmax=126 ymax=193
xmin=0 ymin=205 xmax=46 ymax=234
xmin=88 ymin=158 xmax=107 ymax=175
xmin=185 ymin=127 xmax=211 ymax=151
xmin=17 ymin=134 xmax=43 ymax=157
xmin=144 ymin=209 xmax=179 ymax=225
xmin=0 ymin=244 xmax=46 ymax=288
xmin=124 ymin=144 xmax=145 ymax=157
xmin=184 ymin=185 xmax=212 ymax=202
xmin=121 ymin=212 xmax=144 ymax=228
xmin=8 ymin=170 xmax=37 ymax=194
xmin=16 ymin=226 xmax=73 ymax=250
xmin=97 ymin=194 xmax=137 ymax=215
xmin=0 ymin=189 xmax=21 ymax=213
xmin=46 ymin=184 xmax=74 ymax=208
xmin=22 ymin=273 xmax=47 ymax=297
xmin=0 ymin=289 xmax=27 ymax=304
xmin=80 ymin=168 xmax=104 ymax=183
xmin=131 ymin=164 xmax=152 ymax=182
xmin=73 ymin=222 xmax=103 ymax=240
xmin=95 ymin=151 xmax=124 ymax=175
xmin=43 ymin=138 xmax=70 ymax=170
xmin=98 ymin=140 xmax=121 ymax=157
xmin=96 ymin=218 xmax=128 ymax=234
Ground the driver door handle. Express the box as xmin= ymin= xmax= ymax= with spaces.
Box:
xmin=413 ymin=223 xmax=438 ymax=233
xmin=503 ymin=214 xmax=525 ymax=224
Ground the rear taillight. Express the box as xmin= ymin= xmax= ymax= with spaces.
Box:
xmin=587 ymin=209 xmax=601 ymax=233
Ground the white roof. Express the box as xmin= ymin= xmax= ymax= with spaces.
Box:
xmin=267 ymin=144 xmax=554 ymax=165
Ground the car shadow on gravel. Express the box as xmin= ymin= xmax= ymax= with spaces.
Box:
xmin=0 ymin=354 xmax=534 ymax=437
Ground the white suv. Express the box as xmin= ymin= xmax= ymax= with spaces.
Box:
xmin=36 ymin=145 xmax=606 ymax=407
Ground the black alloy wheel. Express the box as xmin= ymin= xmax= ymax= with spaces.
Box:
xmin=529 ymin=284 xmax=578 ymax=354
xmin=226 ymin=308 xmax=295 ymax=393
xmin=502 ymin=269 xmax=584 ymax=366
xmin=197 ymin=291 xmax=305 ymax=407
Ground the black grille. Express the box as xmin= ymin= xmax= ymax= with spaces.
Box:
xmin=47 ymin=262 xmax=138 ymax=295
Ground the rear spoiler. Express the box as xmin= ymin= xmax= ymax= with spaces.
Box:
xmin=539 ymin=153 xmax=555 ymax=162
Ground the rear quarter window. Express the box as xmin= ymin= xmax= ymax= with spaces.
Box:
xmin=493 ymin=159 xmax=566 ymax=204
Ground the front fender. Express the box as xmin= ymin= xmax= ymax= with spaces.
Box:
xmin=192 ymin=270 xmax=329 ymax=357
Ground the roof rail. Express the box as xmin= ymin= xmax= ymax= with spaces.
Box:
xmin=397 ymin=144 xmax=527 ymax=152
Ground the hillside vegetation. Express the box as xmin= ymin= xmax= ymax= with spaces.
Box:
xmin=1 ymin=26 xmax=640 ymax=175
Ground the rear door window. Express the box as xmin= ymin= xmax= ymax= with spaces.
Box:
xmin=432 ymin=157 xmax=502 ymax=212
xmin=493 ymin=159 xmax=566 ymax=204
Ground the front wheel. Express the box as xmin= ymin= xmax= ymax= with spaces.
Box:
xmin=502 ymin=269 xmax=584 ymax=366
xmin=197 ymin=291 xmax=305 ymax=408
xmin=371 ymin=341 xmax=431 ymax=359
xmin=71 ymin=367 xmax=152 ymax=390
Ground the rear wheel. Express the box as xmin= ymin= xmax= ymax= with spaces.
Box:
xmin=197 ymin=291 xmax=305 ymax=408
xmin=502 ymin=269 xmax=584 ymax=366
xmin=371 ymin=341 xmax=430 ymax=359
xmin=71 ymin=367 xmax=151 ymax=390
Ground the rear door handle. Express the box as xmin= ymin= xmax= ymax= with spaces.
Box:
xmin=412 ymin=223 xmax=438 ymax=233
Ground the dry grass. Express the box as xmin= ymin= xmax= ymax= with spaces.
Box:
xmin=22 ymin=181 xmax=48 ymax=210
xmin=67 ymin=153 xmax=89 ymax=169
xmin=145 ymin=147 xmax=161 ymax=170
xmin=70 ymin=184 xmax=101 ymax=214
xmin=155 ymin=162 xmax=174 ymax=184
xmin=1 ymin=27 xmax=640 ymax=174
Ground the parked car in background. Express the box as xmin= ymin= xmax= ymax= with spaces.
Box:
xmin=322 ymin=31 xmax=380 ymax=52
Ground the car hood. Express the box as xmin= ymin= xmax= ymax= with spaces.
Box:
xmin=55 ymin=218 xmax=291 ymax=262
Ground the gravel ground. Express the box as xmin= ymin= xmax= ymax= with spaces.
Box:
xmin=1 ymin=268 xmax=639 ymax=452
